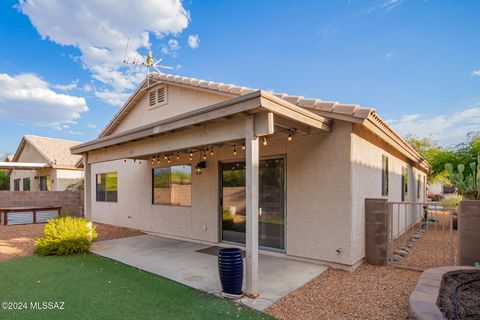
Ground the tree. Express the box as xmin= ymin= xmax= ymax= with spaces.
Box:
xmin=0 ymin=154 xmax=10 ymax=190
xmin=406 ymin=132 xmax=480 ymax=183
xmin=405 ymin=134 xmax=446 ymax=180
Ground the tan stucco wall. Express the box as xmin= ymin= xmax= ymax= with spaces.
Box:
xmin=350 ymin=133 xmax=427 ymax=264
xmin=89 ymin=121 xmax=355 ymax=266
xmin=111 ymin=84 xmax=230 ymax=135
xmin=10 ymin=168 xmax=82 ymax=191
xmin=54 ymin=169 xmax=83 ymax=191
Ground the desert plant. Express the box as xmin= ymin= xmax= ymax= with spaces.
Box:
xmin=445 ymin=155 xmax=480 ymax=200
xmin=35 ymin=216 xmax=97 ymax=256
xmin=65 ymin=179 xmax=84 ymax=191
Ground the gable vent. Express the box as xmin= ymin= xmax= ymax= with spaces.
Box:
xmin=157 ymin=87 xmax=165 ymax=104
xmin=149 ymin=90 xmax=156 ymax=106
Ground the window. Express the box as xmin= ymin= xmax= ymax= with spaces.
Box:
xmin=23 ymin=178 xmax=31 ymax=191
xmin=148 ymin=85 xmax=167 ymax=108
xmin=417 ymin=174 xmax=421 ymax=199
xmin=153 ymin=165 xmax=191 ymax=206
xmin=96 ymin=172 xmax=118 ymax=202
xmin=14 ymin=179 xmax=20 ymax=191
xmin=381 ymin=155 xmax=389 ymax=196
xmin=401 ymin=167 xmax=408 ymax=201
xmin=40 ymin=176 xmax=51 ymax=191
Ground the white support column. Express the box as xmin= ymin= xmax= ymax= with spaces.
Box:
xmin=83 ymin=153 xmax=92 ymax=221
xmin=245 ymin=116 xmax=259 ymax=297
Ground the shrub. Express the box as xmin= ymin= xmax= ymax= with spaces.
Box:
xmin=441 ymin=195 xmax=463 ymax=208
xmin=35 ymin=216 xmax=97 ymax=256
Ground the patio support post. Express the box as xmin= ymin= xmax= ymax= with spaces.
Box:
xmin=245 ymin=116 xmax=259 ymax=297
xmin=83 ymin=153 xmax=92 ymax=220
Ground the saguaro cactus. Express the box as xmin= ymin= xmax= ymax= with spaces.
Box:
xmin=445 ymin=155 xmax=480 ymax=200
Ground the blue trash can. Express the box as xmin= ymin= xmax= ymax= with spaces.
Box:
xmin=218 ymin=248 xmax=243 ymax=298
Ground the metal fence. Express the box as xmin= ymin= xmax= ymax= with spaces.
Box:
xmin=387 ymin=201 xmax=456 ymax=270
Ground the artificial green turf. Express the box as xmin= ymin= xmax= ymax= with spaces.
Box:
xmin=0 ymin=254 xmax=273 ymax=320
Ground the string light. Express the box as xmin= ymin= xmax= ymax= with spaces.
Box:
xmin=164 ymin=155 xmax=168 ymax=160
xmin=263 ymin=137 xmax=268 ymax=146
xmin=241 ymin=142 xmax=245 ymax=150
xmin=157 ymin=158 xmax=160 ymax=165
xmin=203 ymin=151 xmax=207 ymax=160
xmin=288 ymin=133 xmax=293 ymax=141
xmin=210 ymin=148 xmax=214 ymax=156
xmin=189 ymin=151 xmax=193 ymax=158
xmin=167 ymin=156 xmax=170 ymax=164
xmin=233 ymin=145 xmax=237 ymax=155
xmin=176 ymin=153 xmax=180 ymax=160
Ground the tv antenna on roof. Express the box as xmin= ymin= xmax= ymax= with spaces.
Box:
xmin=123 ymin=38 xmax=174 ymax=85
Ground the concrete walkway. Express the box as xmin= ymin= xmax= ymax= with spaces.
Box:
xmin=90 ymin=234 xmax=327 ymax=311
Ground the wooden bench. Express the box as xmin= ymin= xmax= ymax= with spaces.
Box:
xmin=0 ymin=206 xmax=61 ymax=225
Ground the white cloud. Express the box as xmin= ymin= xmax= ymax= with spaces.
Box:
xmin=471 ymin=70 xmax=480 ymax=77
xmin=95 ymin=90 xmax=130 ymax=106
xmin=384 ymin=52 xmax=393 ymax=60
xmin=168 ymin=39 xmax=180 ymax=51
xmin=187 ymin=34 xmax=200 ymax=49
xmin=387 ymin=106 xmax=480 ymax=147
xmin=83 ymin=84 xmax=93 ymax=92
xmin=19 ymin=0 xmax=190 ymax=105
xmin=363 ymin=0 xmax=404 ymax=14
xmin=53 ymin=79 xmax=79 ymax=91
xmin=0 ymin=73 xmax=88 ymax=128
xmin=68 ymin=130 xmax=83 ymax=135
xmin=87 ymin=123 xmax=97 ymax=129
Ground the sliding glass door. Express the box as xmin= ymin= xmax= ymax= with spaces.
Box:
xmin=220 ymin=157 xmax=285 ymax=251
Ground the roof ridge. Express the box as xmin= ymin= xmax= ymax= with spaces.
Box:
xmin=24 ymin=135 xmax=83 ymax=144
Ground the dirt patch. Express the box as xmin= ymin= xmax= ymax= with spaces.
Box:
xmin=438 ymin=270 xmax=480 ymax=320
xmin=95 ymin=223 xmax=145 ymax=241
xmin=0 ymin=222 xmax=144 ymax=261
xmin=266 ymin=264 xmax=421 ymax=320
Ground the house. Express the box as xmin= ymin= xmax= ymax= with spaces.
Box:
xmin=6 ymin=135 xmax=83 ymax=191
xmin=71 ymin=73 xmax=428 ymax=296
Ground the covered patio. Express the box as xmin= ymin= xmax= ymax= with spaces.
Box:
xmin=72 ymin=89 xmax=332 ymax=297
xmin=90 ymin=234 xmax=327 ymax=311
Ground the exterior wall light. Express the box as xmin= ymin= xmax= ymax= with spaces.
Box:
xmin=195 ymin=161 xmax=206 ymax=174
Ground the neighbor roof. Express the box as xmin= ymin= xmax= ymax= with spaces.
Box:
xmin=12 ymin=135 xmax=83 ymax=168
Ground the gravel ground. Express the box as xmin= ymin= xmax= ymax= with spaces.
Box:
xmin=392 ymin=211 xmax=458 ymax=270
xmin=266 ymin=264 xmax=421 ymax=320
xmin=0 ymin=222 xmax=144 ymax=261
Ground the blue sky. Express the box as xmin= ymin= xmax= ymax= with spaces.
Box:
xmin=1 ymin=0 xmax=479 ymax=155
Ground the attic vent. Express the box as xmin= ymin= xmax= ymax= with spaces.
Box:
xmin=149 ymin=90 xmax=156 ymax=106
xmin=157 ymin=87 xmax=165 ymax=103
xmin=148 ymin=85 xmax=167 ymax=108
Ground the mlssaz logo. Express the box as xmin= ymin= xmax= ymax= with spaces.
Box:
xmin=30 ymin=301 xmax=65 ymax=310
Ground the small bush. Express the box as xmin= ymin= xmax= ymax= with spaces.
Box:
xmin=441 ymin=195 xmax=463 ymax=208
xmin=35 ymin=216 xmax=97 ymax=256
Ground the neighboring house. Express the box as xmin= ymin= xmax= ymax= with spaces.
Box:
xmin=428 ymin=182 xmax=455 ymax=197
xmin=7 ymin=136 xmax=83 ymax=191
xmin=71 ymin=73 xmax=428 ymax=294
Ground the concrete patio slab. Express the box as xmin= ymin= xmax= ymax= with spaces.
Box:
xmin=90 ymin=234 xmax=327 ymax=311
